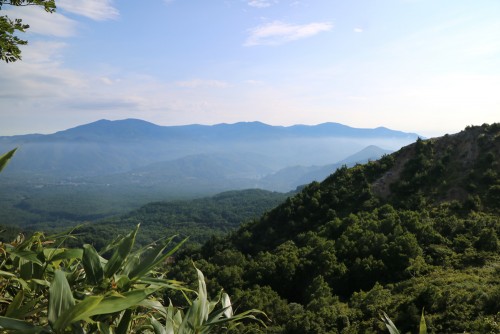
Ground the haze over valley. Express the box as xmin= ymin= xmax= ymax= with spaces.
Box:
xmin=0 ymin=119 xmax=415 ymax=227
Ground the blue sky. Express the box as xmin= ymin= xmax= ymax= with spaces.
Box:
xmin=1 ymin=0 xmax=499 ymax=136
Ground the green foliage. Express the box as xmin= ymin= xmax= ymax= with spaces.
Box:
xmin=148 ymin=268 xmax=265 ymax=334
xmin=0 ymin=226 xmax=262 ymax=333
xmin=69 ymin=189 xmax=290 ymax=249
xmin=167 ymin=124 xmax=500 ymax=333
xmin=0 ymin=148 xmax=16 ymax=173
xmin=381 ymin=310 xmax=427 ymax=334
xmin=0 ymin=1 xmax=55 ymax=62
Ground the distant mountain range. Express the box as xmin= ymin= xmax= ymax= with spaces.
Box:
xmin=0 ymin=119 xmax=420 ymax=226
xmin=0 ymin=118 xmax=418 ymax=177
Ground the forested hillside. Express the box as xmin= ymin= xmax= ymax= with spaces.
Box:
xmin=170 ymin=123 xmax=500 ymax=333
xmin=69 ymin=189 xmax=291 ymax=249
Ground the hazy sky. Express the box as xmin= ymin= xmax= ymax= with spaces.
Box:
xmin=1 ymin=0 xmax=499 ymax=136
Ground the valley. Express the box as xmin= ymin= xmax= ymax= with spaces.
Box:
xmin=0 ymin=119 xmax=411 ymax=228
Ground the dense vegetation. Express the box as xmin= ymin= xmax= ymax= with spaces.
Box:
xmin=72 ymin=189 xmax=291 ymax=249
xmin=168 ymin=124 xmax=500 ymax=333
xmin=0 ymin=225 xmax=263 ymax=333
xmin=0 ymin=124 xmax=498 ymax=333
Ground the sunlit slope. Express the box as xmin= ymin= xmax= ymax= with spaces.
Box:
xmin=174 ymin=123 xmax=499 ymax=333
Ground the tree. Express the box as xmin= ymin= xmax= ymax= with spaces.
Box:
xmin=0 ymin=0 xmax=55 ymax=63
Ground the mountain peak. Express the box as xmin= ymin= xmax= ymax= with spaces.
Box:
xmin=52 ymin=118 xmax=162 ymax=140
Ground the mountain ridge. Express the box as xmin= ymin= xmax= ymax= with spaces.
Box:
xmin=0 ymin=119 xmax=420 ymax=228
xmin=0 ymin=119 xmax=419 ymax=177
xmin=0 ymin=119 xmax=420 ymax=142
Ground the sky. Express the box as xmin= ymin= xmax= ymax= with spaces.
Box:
xmin=0 ymin=0 xmax=499 ymax=137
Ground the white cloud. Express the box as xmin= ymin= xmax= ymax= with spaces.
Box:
xmin=58 ymin=0 xmax=119 ymax=21
xmin=0 ymin=41 xmax=85 ymax=100
xmin=176 ymin=79 xmax=229 ymax=88
xmin=2 ymin=6 xmax=77 ymax=37
xmin=21 ymin=41 xmax=68 ymax=64
xmin=354 ymin=27 xmax=363 ymax=33
xmin=244 ymin=21 xmax=333 ymax=46
xmin=248 ymin=0 xmax=272 ymax=8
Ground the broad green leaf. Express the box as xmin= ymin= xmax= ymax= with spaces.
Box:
xmin=32 ymin=262 xmax=44 ymax=280
xmin=221 ymin=293 xmax=233 ymax=319
xmin=31 ymin=278 xmax=50 ymax=287
xmin=150 ymin=316 xmax=167 ymax=334
xmin=177 ymin=267 xmax=209 ymax=333
xmin=19 ymin=258 xmax=33 ymax=280
xmin=5 ymin=290 xmax=24 ymax=318
xmin=137 ymin=277 xmax=187 ymax=291
xmin=116 ymin=309 xmax=133 ymax=334
xmin=43 ymin=226 xmax=80 ymax=265
xmin=9 ymin=249 xmax=43 ymax=266
xmin=164 ymin=304 xmax=180 ymax=334
xmin=204 ymin=307 xmax=228 ymax=327
xmin=13 ymin=276 xmax=30 ymax=291
xmin=87 ymin=288 xmax=157 ymax=316
xmin=99 ymin=233 xmax=125 ymax=255
xmin=48 ymin=270 xmax=75 ymax=327
xmin=0 ymin=270 xmax=16 ymax=278
xmin=14 ymin=232 xmax=45 ymax=252
xmin=205 ymin=309 xmax=265 ymax=328
xmin=115 ymin=274 xmax=131 ymax=290
xmin=196 ymin=267 xmax=209 ymax=321
xmin=0 ymin=316 xmax=47 ymax=333
xmin=121 ymin=252 xmax=141 ymax=277
xmin=139 ymin=299 xmax=168 ymax=318
xmin=419 ymin=309 xmax=427 ymax=334
xmin=97 ymin=322 xmax=112 ymax=334
xmin=0 ymin=148 xmax=16 ymax=173
xmin=53 ymin=296 xmax=103 ymax=331
xmin=178 ymin=301 xmax=201 ymax=333
xmin=49 ymin=248 xmax=83 ymax=262
xmin=380 ymin=312 xmax=400 ymax=334
xmin=82 ymin=244 xmax=104 ymax=285
xmin=6 ymin=298 xmax=39 ymax=320
xmin=104 ymin=225 xmax=139 ymax=278
xmin=127 ymin=236 xmax=187 ymax=280
xmin=169 ymin=305 xmax=183 ymax=333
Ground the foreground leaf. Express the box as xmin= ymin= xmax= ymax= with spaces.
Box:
xmin=5 ymin=290 xmax=24 ymax=318
xmin=381 ymin=312 xmax=400 ymax=334
xmin=0 ymin=148 xmax=16 ymax=173
xmin=86 ymin=288 xmax=157 ymax=316
xmin=82 ymin=244 xmax=104 ymax=285
xmin=104 ymin=225 xmax=139 ymax=278
xmin=49 ymin=270 xmax=75 ymax=327
xmin=53 ymin=296 xmax=103 ymax=331
xmin=420 ymin=309 xmax=428 ymax=334
xmin=127 ymin=236 xmax=187 ymax=280
xmin=0 ymin=316 xmax=48 ymax=333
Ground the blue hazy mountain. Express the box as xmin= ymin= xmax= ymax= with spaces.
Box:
xmin=259 ymin=145 xmax=393 ymax=191
xmin=0 ymin=119 xmax=419 ymax=226
xmin=0 ymin=119 xmax=419 ymax=177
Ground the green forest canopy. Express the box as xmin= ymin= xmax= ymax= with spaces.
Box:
xmin=169 ymin=123 xmax=500 ymax=333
